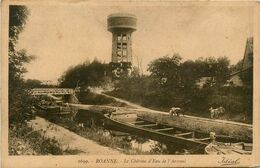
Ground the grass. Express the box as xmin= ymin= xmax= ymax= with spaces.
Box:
xmin=9 ymin=123 xmax=63 ymax=155
xmin=137 ymin=111 xmax=252 ymax=142
xmin=9 ymin=122 xmax=83 ymax=155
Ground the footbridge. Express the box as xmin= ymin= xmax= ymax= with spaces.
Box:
xmin=30 ymin=88 xmax=78 ymax=103
xmin=30 ymin=88 xmax=75 ymax=95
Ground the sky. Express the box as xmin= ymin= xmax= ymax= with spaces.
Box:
xmin=16 ymin=3 xmax=253 ymax=82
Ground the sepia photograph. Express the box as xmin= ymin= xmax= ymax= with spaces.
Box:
xmin=1 ymin=0 xmax=260 ymax=167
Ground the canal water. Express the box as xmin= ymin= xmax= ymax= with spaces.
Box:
xmin=102 ymin=130 xmax=194 ymax=154
xmin=72 ymin=109 xmax=204 ymax=154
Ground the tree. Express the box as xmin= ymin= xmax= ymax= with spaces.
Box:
xmin=215 ymin=57 xmax=230 ymax=84
xmin=9 ymin=6 xmax=32 ymax=83
xmin=148 ymin=54 xmax=182 ymax=88
xmin=192 ymin=56 xmax=230 ymax=85
xmin=59 ymin=60 xmax=110 ymax=88
xmin=9 ymin=6 xmax=30 ymax=52
xmin=9 ymin=6 xmax=34 ymax=123
xmin=25 ymin=79 xmax=42 ymax=88
xmin=180 ymin=60 xmax=198 ymax=88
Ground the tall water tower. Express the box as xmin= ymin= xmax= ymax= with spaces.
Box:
xmin=107 ymin=13 xmax=137 ymax=78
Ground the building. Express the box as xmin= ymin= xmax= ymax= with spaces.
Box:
xmin=242 ymin=37 xmax=253 ymax=70
xmin=226 ymin=37 xmax=253 ymax=86
xmin=107 ymin=13 xmax=137 ymax=78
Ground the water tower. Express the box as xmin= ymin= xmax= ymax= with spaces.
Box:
xmin=107 ymin=13 xmax=137 ymax=78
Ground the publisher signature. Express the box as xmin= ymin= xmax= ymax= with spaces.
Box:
xmin=218 ymin=157 xmax=240 ymax=166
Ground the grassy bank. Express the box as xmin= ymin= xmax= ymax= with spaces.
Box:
xmin=137 ymin=111 xmax=252 ymax=142
xmin=9 ymin=122 xmax=81 ymax=155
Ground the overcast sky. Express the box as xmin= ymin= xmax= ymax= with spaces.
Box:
xmin=17 ymin=4 xmax=253 ymax=82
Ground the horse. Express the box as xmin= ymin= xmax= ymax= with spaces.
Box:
xmin=169 ymin=107 xmax=184 ymax=117
xmin=209 ymin=106 xmax=225 ymax=119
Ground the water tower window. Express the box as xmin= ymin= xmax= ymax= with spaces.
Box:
xmin=117 ymin=44 xmax=122 ymax=49
xmin=122 ymin=50 xmax=127 ymax=56
xmin=117 ymin=57 xmax=122 ymax=62
xmin=117 ymin=34 xmax=122 ymax=42
xmin=117 ymin=54 xmax=122 ymax=58
xmin=117 ymin=50 xmax=122 ymax=56
xmin=122 ymin=34 xmax=127 ymax=41
xmin=122 ymin=57 xmax=127 ymax=62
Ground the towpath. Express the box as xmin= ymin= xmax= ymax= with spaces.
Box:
xmin=27 ymin=117 xmax=122 ymax=155
xmin=69 ymin=87 xmax=252 ymax=128
xmin=94 ymin=91 xmax=252 ymax=128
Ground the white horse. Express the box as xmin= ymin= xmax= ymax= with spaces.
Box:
xmin=78 ymin=123 xmax=84 ymax=128
xmin=209 ymin=106 xmax=225 ymax=119
xmin=169 ymin=107 xmax=183 ymax=117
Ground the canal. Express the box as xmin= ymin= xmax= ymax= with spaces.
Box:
xmin=48 ymin=109 xmax=205 ymax=155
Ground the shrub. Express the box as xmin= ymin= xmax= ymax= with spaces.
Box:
xmin=9 ymin=123 xmax=63 ymax=155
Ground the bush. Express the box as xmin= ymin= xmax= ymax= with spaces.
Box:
xmin=9 ymin=123 xmax=63 ymax=155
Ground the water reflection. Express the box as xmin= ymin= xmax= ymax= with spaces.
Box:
xmin=101 ymin=129 xmax=196 ymax=154
xmin=74 ymin=110 xmax=204 ymax=154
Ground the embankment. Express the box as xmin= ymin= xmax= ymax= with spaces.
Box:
xmin=136 ymin=109 xmax=252 ymax=142
xmin=69 ymin=104 xmax=252 ymax=142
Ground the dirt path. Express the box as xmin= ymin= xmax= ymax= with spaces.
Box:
xmin=27 ymin=117 xmax=122 ymax=155
xmin=100 ymin=93 xmax=143 ymax=109
xmin=100 ymin=93 xmax=252 ymax=128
